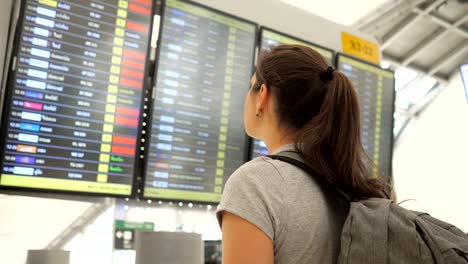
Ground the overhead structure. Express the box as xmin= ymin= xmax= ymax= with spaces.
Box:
xmin=354 ymin=0 xmax=468 ymax=81
xmin=354 ymin=0 xmax=468 ymax=143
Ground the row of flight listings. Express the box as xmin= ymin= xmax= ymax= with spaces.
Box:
xmin=0 ymin=0 xmax=395 ymax=203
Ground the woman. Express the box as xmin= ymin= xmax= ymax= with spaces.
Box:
xmin=216 ymin=45 xmax=389 ymax=263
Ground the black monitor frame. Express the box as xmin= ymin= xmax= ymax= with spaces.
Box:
xmin=335 ymin=52 xmax=396 ymax=182
xmin=259 ymin=26 xmax=335 ymax=65
xmin=0 ymin=0 xmax=156 ymax=198
xmin=140 ymin=0 xmax=258 ymax=204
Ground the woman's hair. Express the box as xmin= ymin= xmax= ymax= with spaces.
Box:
xmin=254 ymin=44 xmax=389 ymax=199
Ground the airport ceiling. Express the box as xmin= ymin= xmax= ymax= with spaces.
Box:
xmin=354 ymin=0 xmax=468 ymax=81
xmin=281 ymin=0 xmax=467 ymax=140
xmin=353 ymin=0 xmax=468 ymax=141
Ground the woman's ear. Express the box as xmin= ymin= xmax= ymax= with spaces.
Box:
xmin=256 ymin=84 xmax=269 ymax=113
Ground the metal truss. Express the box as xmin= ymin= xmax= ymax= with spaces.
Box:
xmin=427 ymin=41 xmax=468 ymax=76
xmin=358 ymin=0 xmax=468 ymax=81
xmin=379 ymin=0 xmax=446 ymax=50
xmin=45 ymin=198 xmax=114 ymax=250
xmin=354 ymin=0 xmax=428 ymax=33
xmin=353 ymin=0 xmax=468 ymax=144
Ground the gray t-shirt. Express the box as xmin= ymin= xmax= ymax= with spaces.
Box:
xmin=216 ymin=144 xmax=349 ymax=263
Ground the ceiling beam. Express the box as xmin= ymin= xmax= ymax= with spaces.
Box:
xmin=401 ymin=14 xmax=468 ymax=66
xmin=354 ymin=0 xmax=403 ymax=31
xmin=380 ymin=14 xmax=418 ymax=50
xmin=400 ymin=27 xmax=446 ymax=66
xmin=413 ymin=9 xmax=468 ymax=38
xmin=427 ymin=41 xmax=468 ymax=76
xmin=356 ymin=0 xmax=428 ymax=34
xmin=383 ymin=53 xmax=448 ymax=83
xmin=380 ymin=0 xmax=446 ymax=50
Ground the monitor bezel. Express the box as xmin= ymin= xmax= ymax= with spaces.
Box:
xmin=259 ymin=26 xmax=335 ymax=65
xmin=140 ymin=0 xmax=258 ymax=204
xmin=0 ymin=0 xmax=156 ymax=198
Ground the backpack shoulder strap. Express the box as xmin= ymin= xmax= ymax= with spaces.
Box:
xmin=268 ymin=152 xmax=352 ymax=202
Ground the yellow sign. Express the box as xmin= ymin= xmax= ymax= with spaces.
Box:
xmin=342 ymin=32 xmax=380 ymax=65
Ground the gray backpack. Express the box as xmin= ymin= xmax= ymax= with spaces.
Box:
xmin=269 ymin=153 xmax=468 ymax=264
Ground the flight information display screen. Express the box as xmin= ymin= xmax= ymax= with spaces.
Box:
xmin=337 ymin=53 xmax=395 ymax=179
xmin=251 ymin=27 xmax=335 ymax=159
xmin=0 ymin=0 xmax=153 ymax=196
xmin=143 ymin=0 xmax=256 ymax=203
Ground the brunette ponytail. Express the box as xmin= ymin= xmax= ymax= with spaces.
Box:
xmin=255 ymin=45 xmax=388 ymax=199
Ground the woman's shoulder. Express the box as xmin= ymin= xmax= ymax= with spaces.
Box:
xmin=225 ymin=156 xmax=289 ymax=189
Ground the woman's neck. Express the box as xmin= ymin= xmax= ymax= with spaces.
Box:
xmin=263 ymin=129 xmax=296 ymax=154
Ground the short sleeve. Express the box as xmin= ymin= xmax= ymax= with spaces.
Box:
xmin=216 ymin=158 xmax=286 ymax=241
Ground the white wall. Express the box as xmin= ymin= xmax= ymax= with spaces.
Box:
xmin=65 ymin=207 xmax=115 ymax=264
xmin=0 ymin=195 xmax=93 ymax=264
xmin=393 ymin=71 xmax=468 ymax=232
